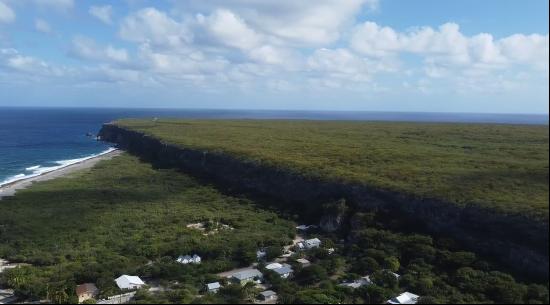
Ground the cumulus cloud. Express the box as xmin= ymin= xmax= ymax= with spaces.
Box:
xmin=119 ymin=7 xmax=193 ymax=49
xmin=89 ymin=5 xmax=113 ymax=25
xmin=351 ymin=21 xmax=549 ymax=72
xmin=70 ymin=36 xmax=129 ymax=65
xmin=175 ymin=0 xmax=378 ymax=46
xmin=35 ymin=19 xmax=51 ymax=33
xmin=0 ymin=1 xmax=15 ymax=23
xmin=198 ymin=9 xmax=262 ymax=50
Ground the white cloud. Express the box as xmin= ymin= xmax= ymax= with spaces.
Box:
xmin=89 ymin=5 xmax=113 ymax=25
xmin=308 ymin=48 xmax=370 ymax=80
xmin=119 ymin=7 xmax=192 ymax=49
xmin=175 ymin=0 xmax=378 ymax=46
xmin=351 ymin=21 xmax=549 ymax=72
xmin=70 ymin=36 xmax=129 ymax=64
xmin=499 ymin=34 xmax=549 ymax=70
xmin=198 ymin=9 xmax=262 ymax=50
xmin=0 ymin=1 xmax=15 ymax=23
xmin=34 ymin=18 xmax=51 ymax=33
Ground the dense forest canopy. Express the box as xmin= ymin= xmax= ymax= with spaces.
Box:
xmin=115 ymin=119 xmax=549 ymax=220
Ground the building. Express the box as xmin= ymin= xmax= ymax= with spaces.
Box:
xmin=76 ymin=283 xmax=99 ymax=303
xmin=176 ymin=254 xmax=201 ymax=264
xmin=256 ymin=249 xmax=267 ymax=260
xmin=115 ymin=275 xmax=145 ymax=290
xmin=296 ymin=238 xmax=322 ymax=250
xmin=339 ymin=276 xmax=372 ymax=289
xmin=266 ymin=262 xmax=283 ymax=270
xmin=230 ymin=269 xmax=263 ymax=286
xmin=258 ymin=290 xmax=277 ymax=301
xmin=387 ymin=292 xmax=420 ymax=304
xmin=206 ymin=282 xmax=221 ymax=293
xmin=272 ymin=264 xmax=293 ymax=279
xmin=296 ymin=258 xmax=311 ymax=267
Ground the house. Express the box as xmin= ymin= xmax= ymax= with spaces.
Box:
xmin=296 ymin=258 xmax=311 ymax=267
xmin=296 ymin=238 xmax=322 ymax=250
xmin=206 ymin=282 xmax=221 ymax=293
xmin=388 ymin=271 xmax=400 ymax=279
xmin=115 ymin=275 xmax=145 ymax=290
xmin=387 ymin=292 xmax=419 ymax=304
xmin=339 ymin=276 xmax=372 ymax=289
xmin=272 ymin=264 xmax=293 ymax=279
xmin=280 ymin=250 xmax=294 ymax=258
xmin=257 ymin=249 xmax=267 ymax=260
xmin=258 ymin=290 xmax=277 ymax=301
xmin=76 ymin=283 xmax=99 ymax=303
xmin=230 ymin=269 xmax=263 ymax=286
xmin=265 ymin=262 xmax=283 ymax=270
xmin=176 ymin=254 xmax=201 ymax=264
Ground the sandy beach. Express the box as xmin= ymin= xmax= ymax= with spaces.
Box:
xmin=0 ymin=149 xmax=122 ymax=200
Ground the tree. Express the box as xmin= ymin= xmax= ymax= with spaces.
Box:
xmin=295 ymin=265 xmax=329 ymax=286
xmin=383 ymin=257 xmax=400 ymax=272
xmin=265 ymin=246 xmax=283 ymax=261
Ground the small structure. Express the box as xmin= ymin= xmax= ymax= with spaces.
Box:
xmin=296 ymin=238 xmax=321 ymax=250
xmin=115 ymin=275 xmax=145 ymax=290
xmin=339 ymin=276 xmax=372 ymax=289
xmin=231 ymin=269 xmax=263 ymax=286
xmin=387 ymin=271 xmax=400 ymax=279
xmin=280 ymin=250 xmax=294 ymax=258
xmin=257 ymin=249 xmax=267 ymax=260
xmin=265 ymin=262 xmax=283 ymax=270
xmin=387 ymin=292 xmax=419 ymax=304
xmin=206 ymin=282 xmax=221 ymax=293
xmin=258 ymin=290 xmax=277 ymax=301
xmin=176 ymin=254 xmax=201 ymax=265
xmin=272 ymin=264 xmax=293 ymax=279
xmin=327 ymin=248 xmax=335 ymax=255
xmin=296 ymin=258 xmax=311 ymax=267
xmin=0 ymin=289 xmax=17 ymax=304
xmin=76 ymin=283 xmax=99 ymax=303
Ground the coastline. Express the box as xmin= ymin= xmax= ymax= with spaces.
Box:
xmin=0 ymin=149 xmax=122 ymax=200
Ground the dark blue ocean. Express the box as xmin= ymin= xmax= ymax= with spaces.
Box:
xmin=0 ymin=107 xmax=548 ymax=187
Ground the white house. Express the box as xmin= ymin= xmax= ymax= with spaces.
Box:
xmin=272 ymin=264 xmax=293 ymax=279
xmin=387 ymin=292 xmax=420 ymax=304
xmin=231 ymin=269 xmax=263 ymax=285
xmin=295 ymin=238 xmax=322 ymax=251
xmin=266 ymin=262 xmax=283 ymax=270
xmin=206 ymin=282 xmax=221 ymax=293
xmin=115 ymin=275 xmax=145 ymax=290
xmin=259 ymin=290 xmax=277 ymax=301
xmin=176 ymin=254 xmax=201 ymax=264
xmin=339 ymin=276 xmax=372 ymax=289
xmin=256 ymin=249 xmax=267 ymax=260
xmin=296 ymin=258 xmax=311 ymax=267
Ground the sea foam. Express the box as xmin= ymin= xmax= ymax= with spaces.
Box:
xmin=0 ymin=147 xmax=116 ymax=188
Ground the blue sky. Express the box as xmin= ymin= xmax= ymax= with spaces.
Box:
xmin=0 ymin=0 xmax=548 ymax=113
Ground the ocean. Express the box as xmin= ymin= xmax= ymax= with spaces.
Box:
xmin=0 ymin=107 xmax=548 ymax=187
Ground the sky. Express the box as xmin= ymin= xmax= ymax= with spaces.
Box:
xmin=0 ymin=0 xmax=548 ymax=113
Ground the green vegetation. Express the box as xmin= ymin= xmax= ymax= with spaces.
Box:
xmin=0 ymin=154 xmax=294 ymax=303
xmin=0 ymin=152 xmax=547 ymax=304
xmin=114 ymin=119 xmax=549 ymax=220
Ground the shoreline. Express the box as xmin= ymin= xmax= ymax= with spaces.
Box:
xmin=0 ymin=149 xmax=122 ymax=200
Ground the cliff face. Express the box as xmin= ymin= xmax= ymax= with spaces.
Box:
xmin=98 ymin=123 xmax=549 ymax=280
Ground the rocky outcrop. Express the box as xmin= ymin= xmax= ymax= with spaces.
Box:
xmin=98 ymin=123 xmax=549 ymax=281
